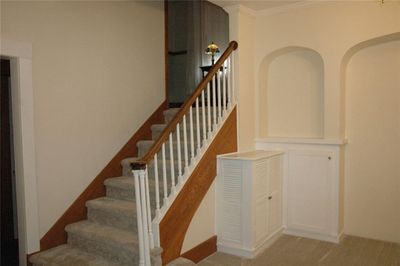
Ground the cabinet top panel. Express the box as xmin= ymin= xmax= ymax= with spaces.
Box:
xmin=218 ymin=150 xmax=283 ymax=161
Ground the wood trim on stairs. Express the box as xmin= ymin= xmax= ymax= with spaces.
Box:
xmin=181 ymin=236 xmax=217 ymax=263
xmin=37 ymin=100 xmax=168 ymax=252
xmin=160 ymin=107 xmax=238 ymax=264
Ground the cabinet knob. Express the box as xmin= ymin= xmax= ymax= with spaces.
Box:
xmin=328 ymin=156 xmax=331 ymax=160
xmin=268 ymin=196 xmax=272 ymax=200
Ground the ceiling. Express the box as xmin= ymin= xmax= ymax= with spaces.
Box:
xmin=209 ymin=0 xmax=302 ymax=11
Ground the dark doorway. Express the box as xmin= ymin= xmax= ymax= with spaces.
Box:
xmin=167 ymin=0 xmax=229 ymax=107
xmin=1 ymin=59 xmax=19 ymax=266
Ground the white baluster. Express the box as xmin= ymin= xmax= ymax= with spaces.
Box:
xmin=138 ymin=170 xmax=151 ymax=266
xmin=183 ymin=115 xmax=189 ymax=173
xmin=227 ymin=57 xmax=232 ymax=108
xmin=201 ymin=90 xmax=207 ymax=146
xmin=231 ymin=54 xmax=235 ymax=104
xmin=153 ymin=155 xmax=160 ymax=219
xmin=161 ymin=144 xmax=168 ymax=206
xmin=222 ymin=60 xmax=227 ymax=116
xmin=207 ymin=83 xmax=212 ymax=138
xmin=176 ymin=123 xmax=183 ymax=184
xmin=195 ymin=98 xmax=201 ymax=155
xmin=169 ymin=134 xmax=176 ymax=195
xmin=217 ymin=69 xmax=222 ymax=123
xmin=144 ymin=168 xmax=154 ymax=249
xmin=212 ymin=74 xmax=217 ymax=130
xmin=133 ymin=169 xmax=145 ymax=266
xmin=189 ymin=106 xmax=195 ymax=163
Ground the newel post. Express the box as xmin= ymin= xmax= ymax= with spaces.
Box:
xmin=132 ymin=162 xmax=151 ymax=266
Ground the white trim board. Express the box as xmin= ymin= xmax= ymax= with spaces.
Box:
xmin=217 ymin=228 xmax=284 ymax=258
xmin=1 ymin=39 xmax=40 ymax=265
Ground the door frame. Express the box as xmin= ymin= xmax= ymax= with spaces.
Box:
xmin=1 ymin=39 xmax=40 ymax=265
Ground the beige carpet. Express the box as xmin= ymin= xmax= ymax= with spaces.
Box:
xmin=199 ymin=235 xmax=400 ymax=266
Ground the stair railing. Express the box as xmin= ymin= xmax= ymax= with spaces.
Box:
xmin=131 ymin=41 xmax=238 ymax=266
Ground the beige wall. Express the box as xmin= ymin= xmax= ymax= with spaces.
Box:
xmin=253 ymin=1 xmax=400 ymax=139
xmin=1 ymin=1 xmax=165 ymax=237
xmin=226 ymin=1 xmax=400 ymax=243
xmin=182 ymin=182 xmax=216 ymax=253
xmin=344 ymin=40 xmax=400 ymax=243
xmin=227 ymin=5 xmax=256 ymax=152
xmin=259 ymin=49 xmax=324 ymax=138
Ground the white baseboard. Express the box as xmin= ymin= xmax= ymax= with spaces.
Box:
xmin=217 ymin=228 xmax=284 ymax=258
xmin=284 ymin=228 xmax=342 ymax=243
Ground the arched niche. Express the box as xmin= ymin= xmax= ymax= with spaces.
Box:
xmin=341 ymin=32 xmax=400 ymax=243
xmin=258 ymin=47 xmax=324 ymax=138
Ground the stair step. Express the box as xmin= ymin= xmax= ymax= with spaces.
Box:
xmin=104 ymin=174 xmax=173 ymax=217
xmin=104 ymin=176 xmax=135 ymax=201
xmin=29 ymin=244 xmax=117 ymax=266
xmin=151 ymin=123 xmax=204 ymax=141
xmin=86 ymin=197 xmax=137 ymax=232
xmin=121 ymin=157 xmax=140 ymax=177
xmin=66 ymin=220 xmax=138 ymax=265
xmin=167 ymin=257 xmax=197 ymax=266
xmin=163 ymin=107 xmax=219 ymax=124
xmin=137 ymin=140 xmax=201 ymax=159
xmin=122 ymin=157 xmax=185 ymax=178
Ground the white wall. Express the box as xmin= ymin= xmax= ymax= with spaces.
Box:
xmin=259 ymin=49 xmax=324 ymax=138
xmin=182 ymin=182 xmax=216 ymax=253
xmin=253 ymin=1 xmax=400 ymax=140
xmin=1 ymin=1 xmax=165 ymax=237
xmin=226 ymin=5 xmax=256 ymax=152
xmin=345 ymin=40 xmax=400 ymax=243
xmin=226 ymin=1 xmax=400 ymax=243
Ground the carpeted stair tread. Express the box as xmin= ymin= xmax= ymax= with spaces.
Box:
xmin=29 ymin=244 xmax=117 ymax=266
xmin=86 ymin=197 xmax=137 ymax=232
xmin=86 ymin=197 xmax=135 ymax=212
xmin=166 ymin=257 xmax=197 ymax=266
xmin=104 ymin=176 xmax=135 ymax=190
xmin=163 ymin=107 xmax=217 ymax=124
xmin=137 ymin=139 xmax=200 ymax=158
xmin=66 ymin=221 xmax=139 ymax=265
xmin=104 ymin=175 xmax=157 ymax=189
xmin=104 ymin=176 xmax=160 ymax=202
xmin=66 ymin=220 xmax=137 ymax=247
xmin=151 ymin=123 xmax=203 ymax=141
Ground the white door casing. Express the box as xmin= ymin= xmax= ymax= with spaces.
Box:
xmin=1 ymin=39 xmax=40 ymax=265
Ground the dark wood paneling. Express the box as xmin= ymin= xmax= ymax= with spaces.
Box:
xmin=38 ymin=101 xmax=168 ymax=251
xmin=181 ymin=235 xmax=217 ymax=263
xmin=160 ymin=107 xmax=237 ymax=264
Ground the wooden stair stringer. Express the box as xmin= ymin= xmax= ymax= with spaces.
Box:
xmin=159 ymin=107 xmax=238 ymax=264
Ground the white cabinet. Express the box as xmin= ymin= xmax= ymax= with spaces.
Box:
xmin=287 ymin=150 xmax=335 ymax=238
xmin=216 ymin=151 xmax=284 ymax=258
xmin=256 ymin=138 xmax=346 ymax=243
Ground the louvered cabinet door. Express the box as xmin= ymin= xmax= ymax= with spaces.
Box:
xmin=216 ymin=151 xmax=283 ymax=258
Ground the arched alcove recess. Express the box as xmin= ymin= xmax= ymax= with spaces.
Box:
xmin=258 ymin=47 xmax=324 ymax=138
xmin=341 ymin=32 xmax=400 ymax=243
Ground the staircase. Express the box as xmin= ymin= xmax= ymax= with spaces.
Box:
xmin=30 ymin=41 xmax=238 ymax=266
xmin=29 ymin=110 xmax=185 ymax=266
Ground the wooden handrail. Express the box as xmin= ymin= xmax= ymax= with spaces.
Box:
xmin=133 ymin=41 xmax=238 ymax=167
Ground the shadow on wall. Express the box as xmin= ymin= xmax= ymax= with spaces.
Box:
xmin=257 ymin=47 xmax=324 ymax=139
